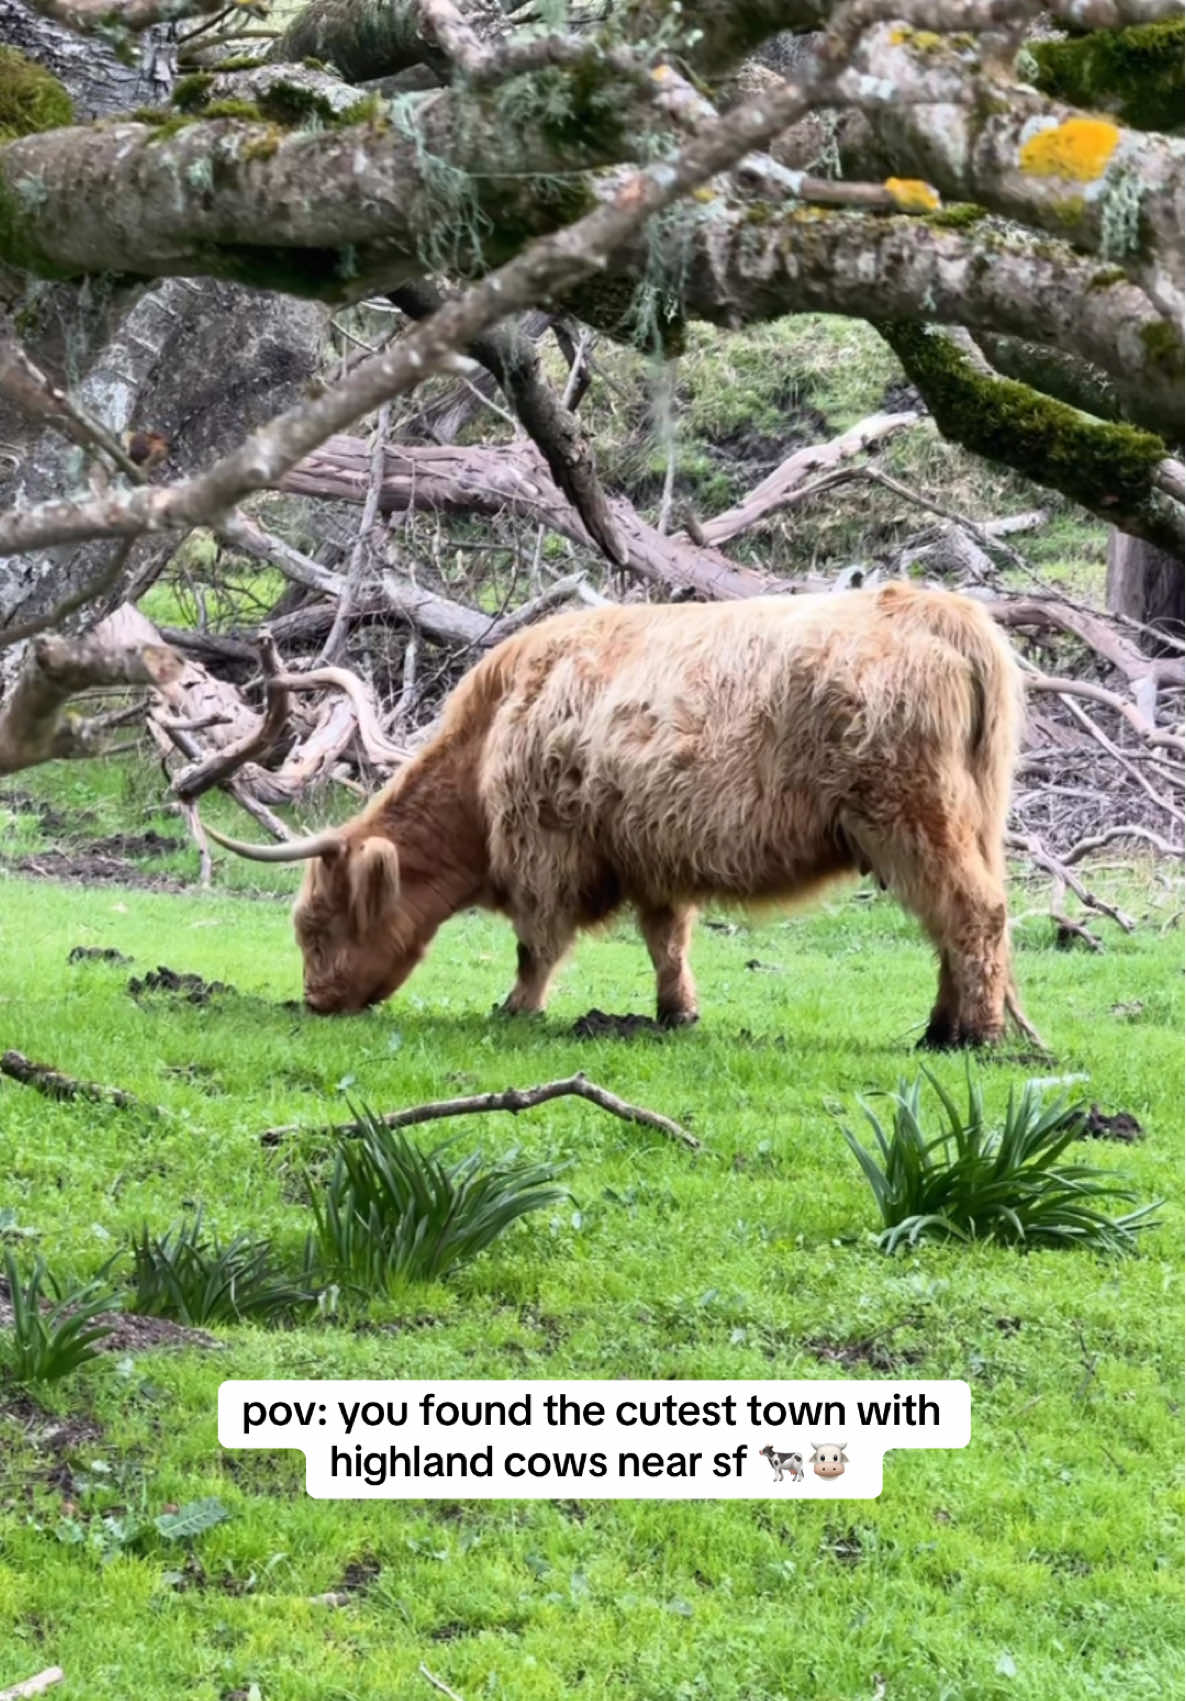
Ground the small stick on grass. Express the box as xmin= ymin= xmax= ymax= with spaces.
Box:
xmin=259 ymin=1072 xmax=699 ymax=1151
xmin=0 ymin=1670 xmax=65 ymax=1701
xmin=0 ymin=1050 xmax=147 ymax=1112
xmin=419 ymin=1664 xmax=466 ymax=1701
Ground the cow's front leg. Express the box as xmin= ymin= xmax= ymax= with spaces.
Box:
xmin=638 ymin=903 xmax=699 ymax=1027
xmin=500 ymin=926 xmax=574 ymax=1016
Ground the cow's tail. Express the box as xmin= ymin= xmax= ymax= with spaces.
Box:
xmin=877 ymin=584 xmax=1045 ymax=1049
xmin=877 ymin=581 xmax=1020 ymax=867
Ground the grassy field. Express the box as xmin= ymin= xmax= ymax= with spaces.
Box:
xmin=0 ymin=773 xmax=1182 ymax=1701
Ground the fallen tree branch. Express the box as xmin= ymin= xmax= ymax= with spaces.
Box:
xmin=1062 ymin=825 xmax=1183 ymax=865
xmin=1025 ymin=672 xmax=1185 ymax=759
xmin=0 ymin=1670 xmax=65 ymax=1701
xmin=697 ymin=411 xmax=920 ymax=547
xmin=259 ymin=1072 xmax=700 ymax=1150
xmin=1007 ymin=830 xmax=1136 ymax=942
xmin=171 ymin=629 xmax=292 ymax=802
xmin=316 ymin=402 xmax=391 ymax=666
xmin=0 ymin=1050 xmax=148 ymax=1112
xmin=418 ymin=1665 xmax=466 ymax=1701
xmin=0 ymin=618 xmax=182 ymax=776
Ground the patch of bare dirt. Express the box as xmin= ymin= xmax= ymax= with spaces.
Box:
xmin=11 ymin=849 xmax=188 ymax=891
xmin=0 ymin=1387 xmax=104 ymax=1454
xmin=804 ymin=1335 xmax=924 ymax=1372
xmin=0 ymin=1279 xmax=218 ymax=1356
xmin=90 ymin=1311 xmax=219 ymax=1354
xmin=335 ymin=1554 xmax=381 ymax=1595
xmin=86 ymin=829 xmax=182 ymax=858
xmin=128 ymin=965 xmax=236 ymax=1004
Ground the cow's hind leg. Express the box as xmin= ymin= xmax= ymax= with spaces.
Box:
xmin=915 ymin=856 xmax=1008 ymax=1047
xmin=637 ymin=903 xmax=699 ymax=1027
xmin=865 ymin=822 xmax=1009 ymax=1048
xmin=921 ymin=952 xmax=959 ymax=1050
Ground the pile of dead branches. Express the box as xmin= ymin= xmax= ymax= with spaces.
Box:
xmin=4 ymin=317 xmax=1180 ymax=950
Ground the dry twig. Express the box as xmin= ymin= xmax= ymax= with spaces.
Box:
xmin=0 ymin=1050 xmax=148 ymax=1112
xmin=259 ymin=1072 xmax=700 ymax=1150
xmin=0 ymin=1670 xmax=66 ymax=1701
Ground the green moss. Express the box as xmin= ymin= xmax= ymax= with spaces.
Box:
xmin=171 ymin=72 xmax=215 ymax=113
xmin=1027 ymin=20 xmax=1184 ymax=133
xmin=1088 ymin=265 xmax=1128 ymax=288
xmin=203 ymin=99 xmax=267 ymax=122
xmin=212 ymin=55 xmax=268 ymax=72
xmin=139 ymin=114 xmax=198 ymax=142
xmin=928 ymin=202 xmax=987 ymax=229
xmin=242 ymin=125 xmax=284 ymax=161
xmin=1049 ymin=194 xmax=1086 ymax=229
xmin=0 ymin=173 xmax=77 ymax=278
xmin=253 ymin=80 xmax=338 ymax=127
xmin=884 ymin=322 xmax=1167 ymax=511
xmin=0 ymin=47 xmax=73 ymax=143
xmin=1140 ymin=318 xmax=1185 ymax=380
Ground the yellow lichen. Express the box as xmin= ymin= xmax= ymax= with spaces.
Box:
xmin=885 ymin=177 xmax=941 ymax=212
xmin=1018 ymin=117 xmax=1120 ymax=181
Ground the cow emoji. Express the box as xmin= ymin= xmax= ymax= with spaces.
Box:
xmin=759 ymin=1445 xmax=804 ymax=1483
xmin=810 ymin=1441 xmax=848 ymax=1479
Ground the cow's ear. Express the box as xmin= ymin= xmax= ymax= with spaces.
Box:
xmin=348 ymin=836 xmax=400 ymax=931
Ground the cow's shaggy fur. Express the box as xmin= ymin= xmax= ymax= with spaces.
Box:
xmin=288 ymin=583 xmax=1025 ymax=1044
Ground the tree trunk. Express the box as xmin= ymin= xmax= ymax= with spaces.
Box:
xmin=1106 ymin=528 xmax=1184 ymax=651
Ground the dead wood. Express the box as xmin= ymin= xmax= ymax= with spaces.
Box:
xmin=697 ymin=411 xmax=920 ymax=547
xmin=0 ymin=611 xmax=182 ymax=775
xmin=390 ymin=283 xmax=625 ymax=566
xmin=258 ymin=1071 xmax=700 ymax=1150
xmin=0 ymin=1049 xmax=148 ymax=1112
xmin=0 ymin=1669 xmax=65 ymax=1701
xmin=171 ymin=629 xmax=293 ymax=801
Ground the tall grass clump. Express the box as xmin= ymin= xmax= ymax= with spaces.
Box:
xmin=1 ymin=1250 xmax=115 ymax=1382
xmin=127 ymin=1213 xmax=317 ymax=1324
xmin=309 ymin=1108 xmax=570 ymax=1293
xmin=836 ymin=1069 xmax=1160 ymax=1254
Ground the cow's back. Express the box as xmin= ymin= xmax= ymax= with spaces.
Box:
xmin=474 ymin=590 xmax=986 ymax=907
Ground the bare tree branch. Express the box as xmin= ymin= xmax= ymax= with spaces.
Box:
xmin=258 ymin=1071 xmax=700 ymax=1150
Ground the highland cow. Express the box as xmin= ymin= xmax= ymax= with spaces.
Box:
xmin=209 ymin=583 xmax=1029 ymax=1047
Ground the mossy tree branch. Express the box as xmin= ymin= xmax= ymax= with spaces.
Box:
xmin=880 ymin=321 xmax=1182 ymax=554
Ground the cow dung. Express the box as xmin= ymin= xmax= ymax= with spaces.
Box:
xmin=1079 ymin=1104 xmax=1144 ymax=1143
xmin=571 ymin=1008 xmax=667 ymax=1039
xmin=127 ymin=965 xmax=236 ymax=1004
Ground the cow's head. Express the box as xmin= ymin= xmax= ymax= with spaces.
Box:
xmin=809 ymin=1441 xmax=848 ymax=1478
xmin=207 ymin=823 xmax=420 ymax=1012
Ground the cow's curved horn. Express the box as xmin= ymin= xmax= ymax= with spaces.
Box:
xmin=205 ymin=823 xmax=343 ymax=862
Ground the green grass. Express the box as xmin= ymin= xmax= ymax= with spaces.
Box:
xmin=0 ymin=775 xmax=1182 ymax=1701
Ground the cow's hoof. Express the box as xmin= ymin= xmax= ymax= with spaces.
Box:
xmin=493 ymin=998 xmax=543 ymax=1019
xmin=658 ymin=1007 xmax=700 ymax=1029
xmin=917 ymin=1024 xmax=1000 ymax=1051
xmin=917 ymin=1014 xmax=955 ymax=1050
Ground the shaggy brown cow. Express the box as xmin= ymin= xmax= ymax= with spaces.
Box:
xmin=209 ymin=582 xmax=1031 ymax=1046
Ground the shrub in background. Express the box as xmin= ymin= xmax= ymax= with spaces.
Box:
xmin=836 ymin=1069 xmax=1160 ymax=1254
